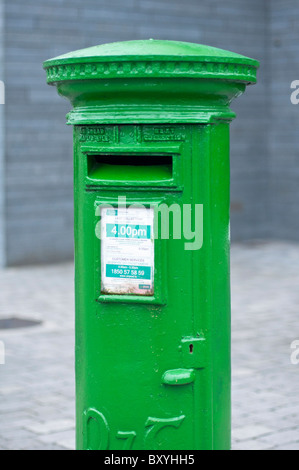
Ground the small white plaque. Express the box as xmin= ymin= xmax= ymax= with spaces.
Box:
xmin=101 ymin=207 xmax=154 ymax=296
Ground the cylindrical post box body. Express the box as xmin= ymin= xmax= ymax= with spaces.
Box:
xmin=44 ymin=40 xmax=258 ymax=450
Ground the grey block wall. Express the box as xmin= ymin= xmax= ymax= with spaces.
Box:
xmin=269 ymin=1 xmax=299 ymax=241
xmin=0 ymin=0 xmax=5 ymax=267
xmin=200 ymin=0 xmax=269 ymax=241
xmin=3 ymin=0 xmax=268 ymax=265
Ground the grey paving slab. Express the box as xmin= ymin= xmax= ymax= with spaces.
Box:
xmin=231 ymin=241 xmax=299 ymax=450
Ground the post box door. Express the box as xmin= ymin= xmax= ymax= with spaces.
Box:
xmin=79 ymin=199 xmax=210 ymax=451
xmin=81 ymin=219 xmax=209 ymax=451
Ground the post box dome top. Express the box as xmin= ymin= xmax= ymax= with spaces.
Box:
xmin=44 ymin=39 xmax=259 ymax=85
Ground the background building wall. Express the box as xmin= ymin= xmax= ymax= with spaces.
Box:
xmin=3 ymin=0 xmax=268 ymax=265
xmin=0 ymin=0 xmax=5 ymax=267
xmin=269 ymin=1 xmax=299 ymax=241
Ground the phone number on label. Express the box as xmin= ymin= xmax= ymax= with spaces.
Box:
xmin=111 ymin=268 xmax=145 ymax=276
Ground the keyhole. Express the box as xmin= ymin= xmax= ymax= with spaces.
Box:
xmin=189 ymin=344 xmax=194 ymax=354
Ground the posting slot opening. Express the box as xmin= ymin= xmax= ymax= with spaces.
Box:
xmin=87 ymin=154 xmax=173 ymax=182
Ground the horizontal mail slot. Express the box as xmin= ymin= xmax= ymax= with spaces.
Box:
xmin=87 ymin=154 xmax=173 ymax=182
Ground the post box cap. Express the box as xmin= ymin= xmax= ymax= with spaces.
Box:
xmin=44 ymin=39 xmax=259 ymax=85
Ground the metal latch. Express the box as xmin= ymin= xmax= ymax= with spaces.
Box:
xmin=162 ymin=335 xmax=207 ymax=386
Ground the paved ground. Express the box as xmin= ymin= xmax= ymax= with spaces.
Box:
xmin=0 ymin=241 xmax=299 ymax=450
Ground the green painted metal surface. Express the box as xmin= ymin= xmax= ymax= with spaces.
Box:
xmin=44 ymin=40 xmax=258 ymax=451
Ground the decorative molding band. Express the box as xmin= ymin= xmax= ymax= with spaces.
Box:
xmin=65 ymin=105 xmax=237 ymax=126
xmin=46 ymin=60 xmax=257 ymax=85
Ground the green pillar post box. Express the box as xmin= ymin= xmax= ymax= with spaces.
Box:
xmin=44 ymin=40 xmax=258 ymax=451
